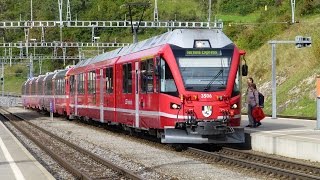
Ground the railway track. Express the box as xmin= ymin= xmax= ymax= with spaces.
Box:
xmin=187 ymin=147 xmax=320 ymax=180
xmin=0 ymin=108 xmax=143 ymax=180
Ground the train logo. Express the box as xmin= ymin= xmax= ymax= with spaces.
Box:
xmin=202 ymin=106 xmax=212 ymax=117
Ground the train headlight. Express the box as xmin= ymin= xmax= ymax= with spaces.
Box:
xmin=170 ymin=103 xmax=181 ymax=109
xmin=194 ymin=40 xmax=211 ymax=48
xmin=231 ymin=104 xmax=238 ymax=109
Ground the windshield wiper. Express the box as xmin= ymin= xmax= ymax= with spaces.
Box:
xmin=204 ymin=70 xmax=223 ymax=91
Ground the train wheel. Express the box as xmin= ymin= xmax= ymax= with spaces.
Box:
xmin=171 ymin=144 xmax=188 ymax=152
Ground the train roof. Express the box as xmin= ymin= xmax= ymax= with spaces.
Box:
xmin=53 ymin=69 xmax=68 ymax=79
xmin=43 ymin=73 xmax=55 ymax=82
xmin=74 ymin=29 xmax=233 ymax=68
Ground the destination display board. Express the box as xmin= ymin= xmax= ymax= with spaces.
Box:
xmin=185 ymin=50 xmax=222 ymax=56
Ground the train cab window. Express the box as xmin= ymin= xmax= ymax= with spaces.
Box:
xmin=106 ymin=67 xmax=113 ymax=93
xmin=140 ymin=59 xmax=154 ymax=93
xmin=77 ymin=73 xmax=85 ymax=94
xmin=122 ymin=63 xmax=132 ymax=93
xmin=70 ymin=75 xmax=75 ymax=95
xmin=160 ymin=58 xmax=178 ymax=96
xmin=88 ymin=71 xmax=96 ymax=94
xmin=232 ymin=66 xmax=240 ymax=97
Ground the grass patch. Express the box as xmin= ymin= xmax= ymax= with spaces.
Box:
xmin=281 ymin=96 xmax=316 ymax=118
xmin=216 ymin=12 xmax=260 ymax=22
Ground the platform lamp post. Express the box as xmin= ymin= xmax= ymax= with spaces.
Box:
xmin=268 ymin=36 xmax=312 ymax=119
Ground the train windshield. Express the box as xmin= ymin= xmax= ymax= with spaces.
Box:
xmin=177 ymin=57 xmax=231 ymax=92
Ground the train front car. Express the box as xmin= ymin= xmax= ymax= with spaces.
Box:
xmin=160 ymin=29 xmax=246 ymax=144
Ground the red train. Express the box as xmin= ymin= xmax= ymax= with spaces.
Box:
xmin=22 ymin=29 xmax=247 ymax=144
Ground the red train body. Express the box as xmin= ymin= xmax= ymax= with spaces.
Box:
xmin=22 ymin=29 xmax=246 ymax=144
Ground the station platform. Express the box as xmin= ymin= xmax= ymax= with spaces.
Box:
xmin=241 ymin=115 xmax=320 ymax=162
xmin=0 ymin=120 xmax=54 ymax=180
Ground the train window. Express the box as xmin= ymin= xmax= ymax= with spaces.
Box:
xmin=31 ymin=81 xmax=36 ymax=95
xmin=140 ymin=59 xmax=154 ymax=93
xmin=45 ymin=80 xmax=50 ymax=95
xmin=59 ymin=79 xmax=65 ymax=95
xmin=62 ymin=79 xmax=65 ymax=95
xmin=38 ymin=81 xmax=41 ymax=95
xmin=232 ymin=66 xmax=240 ymax=97
xmin=70 ymin=75 xmax=75 ymax=95
xmin=122 ymin=63 xmax=132 ymax=93
xmin=106 ymin=67 xmax=113 ymax=93
xmin=55 ymin=79 xmax=59 ymax=95
xmin=26 ymin=83 xmax=29 ymax=95
xmin=88 ymin=71 xmax=96 ymax=94
xmin=57 ymin=79 xmax=61 ymax=95
xmin=160 ymin=58 xmax=178 ymax=96
xmin=77 ymin=73 xmax=85 ymax=94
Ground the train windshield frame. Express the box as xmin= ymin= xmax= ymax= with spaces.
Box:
xmin=173 ymin=48 xmax=234 ymax=92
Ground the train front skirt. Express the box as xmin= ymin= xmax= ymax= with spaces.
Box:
xmin=161 ymin=126 xmax=245 ymax=144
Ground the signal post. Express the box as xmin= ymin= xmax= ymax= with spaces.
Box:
xmin=268 ymin=36 xmax=311 ymax=119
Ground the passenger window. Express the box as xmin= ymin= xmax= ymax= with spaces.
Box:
xmin=77 ymin=73 xmax=85 ymax=95
xmin=88 ymin=71 xmax=96 ymax=94
xmin=160 ymin=58 xmax=178 ymax=96
xmin=140 ymin=59 xmax=154 ymax=93
xmin=106 ymin=67 xmax=113 ymax=93
xmin=122 ymin=63 xmax=132 ymax=93
xmin=70 ymin=75 xmax=75 ymax=95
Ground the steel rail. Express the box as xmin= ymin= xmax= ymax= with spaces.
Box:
xmin=221 ymin=147 xmax=320 ymax=176
xmin=0 ymin=108 xmax=90 ymax=180
xmin=0 ymin=108 xmax=143 ymax=180
xmin=187 ymin=147 xmax=320 ymax=180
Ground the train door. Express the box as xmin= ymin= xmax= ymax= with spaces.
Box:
xmin=138 ymin=57 xmax=160 ymax=129
xmin=135 ymin=61 xmax=140 ymax=128
xmin=104 ymin=66 xmax=115 ymax=123
xmin=98 ymin=68 xmax=104 ymax=123
xmin=116 ymin=62 xmax=134 ymax=126
xmin=87 ymin=70 xmax=98 ymax=120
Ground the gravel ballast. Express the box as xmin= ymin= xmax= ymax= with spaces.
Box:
xmin=8 ymin=107 xmax=264 ymax=180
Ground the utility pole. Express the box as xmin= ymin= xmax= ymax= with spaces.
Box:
xmin=1 ymin=61 xmax=4 ymax=96
xmin=66 ymin=0 xmax=72 ymax=21
xmin=208 ymin=0 xmax=212 ymax=22
xmin=24 ymin=28 xmax=32 ymax=79
xmin=41 ymin=27 xmax=45 ymax=43
xmin=268 ymin=36 xmax=311 ymax=119
xmin=31 ymin=0 xmax=33 ymax=21
xmin=154 ymin=0 xmax=158 ymax=22
xmin=58 ymin=0 xmax=63 ymax=42
xmin=291 ymin=0 xmax=295 ymax=24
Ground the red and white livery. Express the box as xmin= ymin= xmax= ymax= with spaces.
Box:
xmin=22 ymin=29 xmax=247 ymax=144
